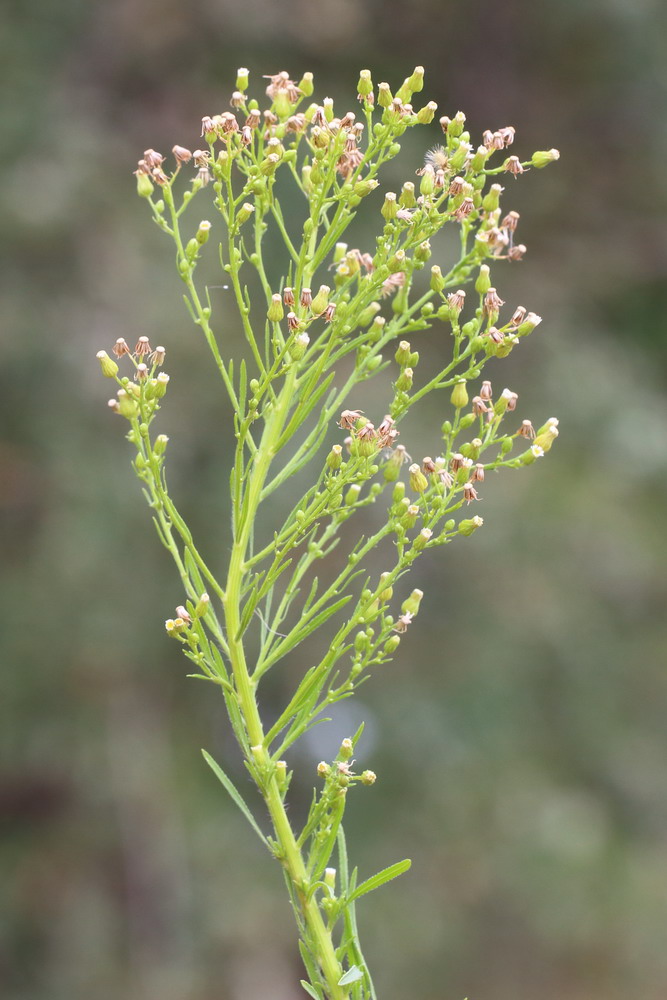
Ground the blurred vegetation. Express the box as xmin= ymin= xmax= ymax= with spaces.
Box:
xmin=2 ymin=2 xmax=667 ymax=999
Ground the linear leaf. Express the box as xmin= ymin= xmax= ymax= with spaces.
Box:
xmin=300 ymin=982 xmax=323 ymax=1000
xmin=201 ymin=750 xmax=268 ymax=848
xmin=348 ymin=859 xmax=412 ymax=903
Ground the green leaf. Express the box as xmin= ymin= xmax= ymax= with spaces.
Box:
xmin=338 ymin=966 xmax=363 ymax=986
xmin=201 ymin=750 xmax=269 ymax=848
xmin=300 ymin=981 xmax=323 ymax=1000
xmin=348 ymin=859 xmax=412 ymax=903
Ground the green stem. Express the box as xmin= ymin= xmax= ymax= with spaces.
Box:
xmin=223 ymin=366 xmax=348 ymax=1000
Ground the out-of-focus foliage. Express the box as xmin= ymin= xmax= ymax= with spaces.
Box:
xmin=2 ymin=2 xmax=667 ymax=999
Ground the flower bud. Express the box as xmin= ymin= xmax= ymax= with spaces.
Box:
xmin=136 ymin=172 xmax=154 ymax=198
xmin=381 ymin=192 xmax=398 ymax=220
xmin=96 ymin=350 xmax=119 ymax=378
xmin=345 ymin=484 xmax=362 ymax=506
xmin=378 ymin=572 xmax=393 ymax=602
xmin=458 ymin=515 xmax=484 ymax=536
xmin=413 ymin=528 xmax=432 ymax=551
xmin=409 ymin=463 xmax=428 ymax=493
xmin=531 ymin=148 xmax=560 ymax=168
xmin=430 ymin=265 xmax=445 ymax=293
xmin=327 ymin=444 xmax=343 ymax=470
xmin=450 ymin=380 xmax=469 ymax=409
xmin=400 ymin=503 xmax=420 ymax=530
xmin=401 ymin=589 xmax=423 ymax=616
xmin=154 ymin=434 xmax=169 ymax=457
xmin=395 ymin=367 xmax=413 ymax=392
xmin=289 ymin=332 xmax=310 ymax=361
xmin=310 ymin=284 xmax=330 ymax=316
xmin=267 ymin=294 xmax=284 ymax=322
xmin=298 ymin=72 xmax=314 ymax=96
xmin=361 ymin=770 xmax=377 ymax=786
xmin=399 ymin=181 xmax=416 ymax=208
xmin=377 ymin=82 xmax=392 ymax=108
xmin=517 ymin=312 xmax=542 ymax=336
xmin=236 ymin=67 xmax=249 ymax=90
xmin=384 ymin=635 xmax=401 ymax=655
xmin=475 ymin=265 xmax=491 ymax=295
xmin=358 ymin=301 xmax=381 ymax=327
xmin=392 ymin=480 xmax=406 ymax=504
xmin=419 ymin=165 xmax=435 ymax=197
xmin=357 ymin=69 xmax=373 ymax=97
xmin=153 ymin=372 xmax=170 ymax=399
xmin=416 ymin=101 xmax=437 ymax=124
xmin=395 ymin=340 xmax=412 ymax=366
xmin=339 ymin=737 xmax=354 ymax=761
xmin=317 ymin=761 xmax=330 ymax=777
xmin=236 ymin=202 xmax=255 ymax=227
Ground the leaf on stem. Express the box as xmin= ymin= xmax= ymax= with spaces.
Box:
xmin=347 ymin=859 xmax=412 ymax=903
xmin=201 ymin=750 xmax=269 ymax=848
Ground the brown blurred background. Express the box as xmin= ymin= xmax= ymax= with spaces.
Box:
xmin=2 ymin=1 xmax=667 ymax=998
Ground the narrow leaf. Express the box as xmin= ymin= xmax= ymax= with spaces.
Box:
xmin=201 ymin=750 xmax=268 ymax=848
xmin=348 ymin=859 xmax=412 ymax=903
xmin=300 ymin=982 xmax=323 ymax=1000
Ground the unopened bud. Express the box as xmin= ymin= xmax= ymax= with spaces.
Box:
xmin=401 ymin=589 xmax=423 ymax=616
xmin=531 ymin=148 xmax=560 ymax=168
xmin=311 ymin=285 xmax=330 ymax=316
xmin=361 ymin=770 xmax=377 ymax=786
xmin=96 ymin=350 xmax=119 ymax=378
xmin=196 ymin=220 xmax=211 ymax=245
xmin=458 ymin=515 xmax=484 ymax=536
xmin=327 ymin=444 xmax=343 ymax=470
xmin=450 ymin=380 xmax=469 ymax=409
xmin=236 ymin=67 xmax=249 ymax=90
xmin=381 ymin=192 xmax=398 ymax=220
xmin=395 ymin=367 xmax=413 ymax=392
xmin=409 ymin=463 xmax=428 ymax=493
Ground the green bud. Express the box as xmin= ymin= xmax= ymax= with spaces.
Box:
xmin=419 ymin=167 xmax=435 ymax=197
xmin=267 ymin=294 xmax=284 ymax=322
xmin=448 ymin=111 xmax=466 ymax=139
xmin=450 ymin=380 xmax=469 ymax=409
xmin=441 ymin=420 xmax=452 ymax=436
xmin=338 ymin=737 xmax=354 ymax=761
xmin=116 ymin=389 xmax=138 ymax=419
xmin=392 ymin=481 xmax=406 ymax=504
xmin=500 ymin=437 xmax=514 ymax=455
xmin=345 ymin=484 xmax=362 ymax=506
xmin=458 ymin=515 xmax=484 ymax=536
xmin=354 ymin=178 xmax=379 ymax=198
xmin=298 ymin=72 xmax=314 ymax=96
xmin=96 ymin=351 xmax=118 ymax=378
xmin=482 ymin=183 xmax=503 ymax=213
xmin=399 ymin=181 xmax=416 ymax=208
xmin=377 ymin=82 xmax=393 ymax=108
xmin=460 ymin=438 xmax=482 ymax=461
xmin=357 ymin=301 xmax=380 ymax=327
xmin=395 ymin=367 xmax=413 ymax=392
xmin=415 ymin=241 xmax=431 ymax=263
xmin=531 ymin=148 xmax=560 ymax=168
xmin=430 ymin=265 xmax=445 ymax=293
xmin=409 ymin=463 xmax=428 ymax=493
xmin=459 ymin=413 xmax=476 ymax=430
xmin=327 ymin=445 xmax=343 ymax=470
xmin=401 ymin=589 xmax=423 ymax=616
xmin=470 ymin=145 xmax=490 ymax=172
xmin=449 ymin=141 xmax=471 ymax=172
xmin=355 ymin=630 xmax=369 ymax=653
xmin=334 ymin=242 xmax=348 ymax=263
xmin=413 ymin=528 xmax=433 ymax=551
xmin=153 ymin=372 xmax=170 ymax=398
xmin=136 ymin=172 xmax=154 ymax=198
xmin=289 ymin=332 xmax=310 ymax=361
xmin=395 ymin=340 xmax=412 ymax=366
xmin=236 ymin=67 xmax=249 ymax=90
xmin=357 ymin=69 xmax=373 ymax=97
xmin=416 ymin=101 xmax=437 ymax=125
xmin=381 ymin=192 xmax=398 ymax=220
xmin=153 ymin=434 xmax=169 ymax=457
xmin=475 ymin=265 xmax=491 ymax=295
xmin=408 ymin=65 xmax=425 ymax=93
xmin=301 ymin=163 xmax=313 ymax=193
xmin=384 ymin=635 xmax=401 ymax=655
xmin=517 ymin=312 xmax=542 ymax=336
xmin=308 ymin=285 xmax=329 ymax=316
xmin=400 ymin=502 xmax=420 ymax=530
xmin=382 ymin=449 xmax=403 ymax=482
xmin=236 ymin=202 xmax=255 ymax=227
xmin=387 ymin=249 xmax=405 ymax=273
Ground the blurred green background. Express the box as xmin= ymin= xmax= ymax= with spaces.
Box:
xmin=2 ymin=1 xmax=667 ymax=998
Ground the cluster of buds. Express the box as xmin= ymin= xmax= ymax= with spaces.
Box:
xmin=165 ymin=594 xmax=210 ymax=639
xmin=338 ymin=410 xmax=399 ymax=459
xmin=97 ymin=336 xmax=169 ymax=420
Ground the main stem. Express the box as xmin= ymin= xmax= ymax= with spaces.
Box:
xmin=223 ymin=366 xmax=348 ymax=1000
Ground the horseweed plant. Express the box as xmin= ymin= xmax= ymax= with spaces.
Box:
xmin=96 ymin=67 xmax=559 ymax=1000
